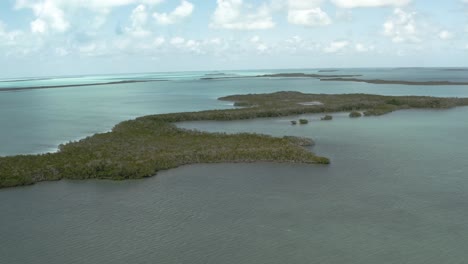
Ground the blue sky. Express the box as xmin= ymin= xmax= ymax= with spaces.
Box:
xmin=0 ymin=0 xmax=467 ymax=77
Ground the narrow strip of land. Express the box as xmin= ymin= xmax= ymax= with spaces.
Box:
xmin=2 ymin=91 xmax=468 ymax=188
xmin=0 ymin=79 xmax=167 ymax=92
xmin=200 ymin=72 xmax=362 ymax=80
xmin=319 ymin=78 xmax=468 ymax=86
xmin=201 ymin=73 xmax=468 ymax=86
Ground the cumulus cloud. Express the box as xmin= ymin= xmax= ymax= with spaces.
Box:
xmin=30 ymin=19 xmax=47 ymax=34
xmin=323 ymin=40 xmax=349 ymax=53
xmin=170 ymin=36 xmax=185 ymax=45
xmin=282 ymin=35 xmax=320 ymax=53
xmin=153 ymin=0 xmax=194 ymax=25
xmin=288 ymin=0 xmax=331 ymax=26
xmin=383 ymin=8 xmax=420 ymax=43
xmin=15 ymin=0 xmax=164 ymax=13
xmin=125 ymin=4 xmax=152 ymax=37
xmin=355 ymin=43 xmax=375 ymax=52
xmin=163 ymin=36 xmax=230 ymax=54
xmin=15 ymin=0 xmax=166 ymax=34
xmin=77 ymin=41 xmax=108 ymax=56
xmin=331 ymin=0 xmax=411 ymax=8
xmin=21 ymin=0 xmax=70 ymax=34
xmin=211 ymin=0 xmax=275 ymax=30
xmin=153 ymin=36 xmax=165 ymax=47
xmin=438 ymin=30 xmax=454 ymax=40
xmin=0 ymin=21 xmax=23 ymax=46
xmin=248 ymin=35 xmax=270 ymax=53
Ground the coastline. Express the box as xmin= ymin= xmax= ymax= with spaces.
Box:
xmin=4 ymin=71 xmax=468 ymax=92
xmin=2 ymin=91 xmax=468 ymax=188
xmin=0 ymin=79 xmax=167 ymax=92
xmin=319 ymin=78 xmax=468 ymax=86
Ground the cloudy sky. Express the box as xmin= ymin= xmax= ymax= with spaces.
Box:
xmin=0 ymin=0 xmax=467 ymax=77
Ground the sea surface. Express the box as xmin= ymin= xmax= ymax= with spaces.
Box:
xmin=1 ymin=68 xmax=468 ymax=263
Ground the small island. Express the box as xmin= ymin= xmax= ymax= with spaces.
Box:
xmin=349 ymin=111 xmax=362 ymax=118
xmin=2 ymin=91 xmax=468 ymax=188
xmin=320 ymin=77 xmax=468 ymax=86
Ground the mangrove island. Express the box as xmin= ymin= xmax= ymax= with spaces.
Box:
xmin=2 ymin=91 xmax=468 ymax=188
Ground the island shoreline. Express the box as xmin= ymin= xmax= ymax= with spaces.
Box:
xmin=2 ymin=91 xmax=468 ymax=189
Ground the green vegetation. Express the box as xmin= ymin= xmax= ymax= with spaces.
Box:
xmin=299 ymin=119 xmax=309 ymax=124
xmin=320 ymin=77 xmax=468 ymax=86
xmin=0 ymin=122 xmax=328 ymax=188
xmin=233 ymin=101 xmax=254 ymax=107
xmin=321 ymin=115 xmax=333 ymax=121
xmin=291 ymin=120 xmax=297 ymax=125
xmin=2 ymin=91 xmax=468 ymax=188
xmin=349 ymin=111 xmax=362 ymax=118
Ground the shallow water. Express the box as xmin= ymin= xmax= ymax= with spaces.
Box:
xmin=2 ymin=69 xmax=468 ymax=263
xmin=2 ymin=68 xmax=468 ymax=156
xmin=2 ymin=108 xmax=468 ymax=263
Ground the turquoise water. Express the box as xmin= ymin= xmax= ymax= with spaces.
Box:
xmin=2 ymin=68 xmax=468 ymax=156
xmin=1 ymin=68 xmax=468 ymax=263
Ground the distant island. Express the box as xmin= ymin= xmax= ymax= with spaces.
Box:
xmin=200 ymin=72 xmax=361 ymax=80
xmin=200 ymin=72 xmax=468 ymax=86
xmin=0 ymin=79 xmax=167 ymax=92
xmin=319 ymin=78 xmax=468 ymax=86
xmin=3 ymin=72 xmax=468 ymax=92
xmin=2 ymin=91 xmax=468 ymax=188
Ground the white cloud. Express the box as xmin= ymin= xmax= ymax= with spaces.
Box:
xmin=153 ymin=36 xmax=165 ymax=47
xmin=248 ymin=35 xmax=270 ymax=53
xmin=256 ymin=43 xmax=268 ymax=52
xmin=185 ymin=39 xmax=202 ymax=53
xmin=125 ymin=4 xmax=151 ymax=37
xmin=0 ymin=22 xmax=22 ymax=47
xmin=324 ymin=41 xmax=349 ymax=53
xmin=331 ymin=0 xmax=411 ymax=8
xmin=355 ymin=43 xmax=375 ymax=52
xmin=166 ymin=36 xmax=225 ymax=54
xmin=77 ymin=42 xmax=108 ymax=56
xmin=30 ymin=19 xmax=47 ymax=34
xmin=211 ymin=0 xmax=275 ymax=30
xmin=250 ymin=35 xmax=261 ymax=43
xmin=15 ymin=0 xmax=166 ymax=34
xmin=153 ymin=0 xmax=194 ymax=25
xmin=16 ymin=0 xmax=164 ymax=12
xmin=288 ymin=0 xmax=331 ymax=26
xmin=383 ymin=8 xmax=420 ymax=43
xmin=25 ymin=0 xmax=70 ymax=33
xmin=282 ymin=35 xmax=319 ymax=53
xmin=323 ymin=40 xmax=349 ymax=53
xmin=55 ymin=47 xmax=69 ymax=56
xmin=170 ymin=37 xmax=185 ymax=45
xmin=438 ymin=30 xmax=454 ymax=40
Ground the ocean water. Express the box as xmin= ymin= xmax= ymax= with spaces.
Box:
xmin=1 ymin=68 xmax=468 ymax=263
xmin=2 ymin=68 xmax=468 ymax=156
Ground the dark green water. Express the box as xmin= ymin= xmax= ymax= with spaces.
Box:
xmin=2 ymin=69 xmax=468 ymax=263
xmin=2 ymin=108 xmax=468 ymax=263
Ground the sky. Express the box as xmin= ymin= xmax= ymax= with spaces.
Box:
xmin=0 ymin=0 xmax=467 ymax=77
